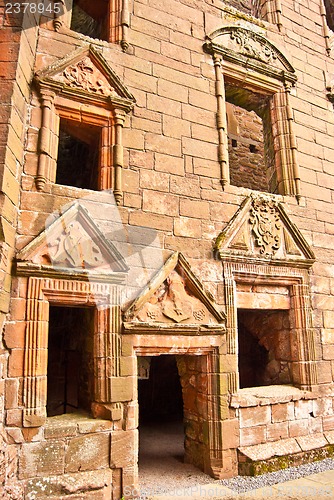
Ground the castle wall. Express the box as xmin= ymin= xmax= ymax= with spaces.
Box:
xmin=1 ymin=0 xmax=334 ymax=498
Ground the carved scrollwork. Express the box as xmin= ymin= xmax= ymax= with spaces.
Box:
xmin=62 ymin=57 xmax=116 ymax=96
xmin=230 ymin=28 xmax=278 ymax=65
xmin=249 ymin=197 xmax=281 ymax=256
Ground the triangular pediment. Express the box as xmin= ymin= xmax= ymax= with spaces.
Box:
xmin=124 ymin=252 xmax=226 ymax=329
xmin=35 ymin=45 xmax=135 ymax=109
xmin=215 ymin=195 xmax=315 ymax=268
xmin=17 ymin=202 xmax=128 ymax=274
xmin=205 ymin=26 xmax=296 ymax=84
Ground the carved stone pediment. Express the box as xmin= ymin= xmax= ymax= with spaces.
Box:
xmin=124 ymin=252 xmax=226 ymax=331
xmin=16 ymin=202 xmax=128 ymax=276
xmin=204 ymin=26 xmax=296 ymax=84
xmin=35 ymin=45 xmax=135 ymax=110
xmin=215 ymin=195 xmax=315 ymax=268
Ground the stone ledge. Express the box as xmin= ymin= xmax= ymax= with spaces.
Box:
xmin=44 ymin=412 xmax=112 ymax=439
xmin=239 ymin=437 xmax=302 ymax=462
xmin=238 ymin=434 xmax=334 ymax=476
xmin=25 ymin=469 xmax=112 ymax=497
xmin=230 ymin=385 xmax=315 ymax=408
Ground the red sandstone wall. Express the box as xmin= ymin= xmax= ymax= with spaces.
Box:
xmin=2 ymin=0 xmax=334 ymax=496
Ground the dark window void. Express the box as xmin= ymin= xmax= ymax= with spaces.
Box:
xmin=226 ymin=84 xmax=277 ymax=193
xmin=71 ymin=0 xmax=109 ymax=40
xmin=138 ymin=355 xmax=183 ymax=424
xmin=324 ymin=0 xmax=334 ymax=31
xmin=56 ymin=119 xmax=100 ymax=190
xmin=47 ymin=305 xmax=95 ymax=417
xmin=238 ymin=309 xmax=292 ymax=389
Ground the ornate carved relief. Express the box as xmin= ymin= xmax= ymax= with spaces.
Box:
xmin=136 ymin=271 xmax=214 ymax=325
xmin=57 ymin=57 xmax=117 ymax=96
xmin=35 ymin=45 xmax=135 ymax=105
xmin=47 ymin=220 xmax=105 ymax=268
xmin=230 ymin=28 xmax=278 ymax=65
xmin=16 ymin=202 xmax=128 ymax=275
xmin=249 ymin=197 xmax=281 ymax=256
xmin=204 ymin=26 xmax=296 ymax=84
xmin=124 ymin=252 xmax=226 ymax=329
xmin=215 ymin=195 xmax=315 ymax=266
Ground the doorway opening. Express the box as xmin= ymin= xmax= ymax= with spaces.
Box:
xmin=237 ymin=309 xmax=292 ymax=389
xmin=138 ymin=353 xmax=210 ymax=489
xmin=47 ymin=305 xmax=95 ymax=417
xmin=138 ymin=355 xmax=183 ymax=424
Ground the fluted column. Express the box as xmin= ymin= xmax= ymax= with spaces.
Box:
xmin=213 ymin=54 xmax=229 ymax=189
xmin=113 ymin=109 xmax=126 ymax=205
xmin=284 ymin=82 xmax=301 ymax=203
xmin=36 ymin=88 xmax=55 ymax=191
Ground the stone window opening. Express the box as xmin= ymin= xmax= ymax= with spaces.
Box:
xmin=237 ymin=309 xmax=292 ymax=389
xmin=205 ymin=26 xmax=300 ymax=200
xmin=34 ymin=46 xmax=135 ymax=203
xmin=56 ymin=118 xmax=100 ymax=190
xmin=227 ymin=1 xmax=282 ymax=29
xmin=70 ymin=0 xmax=108 ymax=40
xmin=47 ymin=305 xmax=95 ymax=417
xmin=225 ymin=85 xmax=276 ymax=193
xmin=67 ymin=0 xmax=130 ymax=50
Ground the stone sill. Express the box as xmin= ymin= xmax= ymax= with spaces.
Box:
xmin=230 ymin=385 xmax=316 ymax=408
xmin=44 ymin=411 xmax=112 ymax=439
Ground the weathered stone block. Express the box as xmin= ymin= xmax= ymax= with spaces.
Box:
xmin=19 ymin=440 xmax=65 ymax=479
xmin=25 ymin=469 xmax=112 ymax=497
xmin=65 ymin=433 xmax=110 ymax=473
xmin=110 ymin=429 xmax=138 ymax=468
xmin=240 ymin=406 xmax=271 ymax=428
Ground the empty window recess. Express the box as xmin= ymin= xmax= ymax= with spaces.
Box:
xmin=238 ymin=309 xmax=293 ymax=389
xmin=47 ymin=305 xmax=95 ymax=417
xmin=226 ymin=86 xmax=276 ymax=194
xmin=56 ymin=119 xmax=100 ymax=190
xmin=70 ymin=0 xmax=109 ymax=40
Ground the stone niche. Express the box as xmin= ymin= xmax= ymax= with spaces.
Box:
xmin=238 ymin=308 xmax=293 ymax=388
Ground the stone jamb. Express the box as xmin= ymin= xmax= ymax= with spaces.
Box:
xmin=128 ymin=331 xmax=237 ymax=479
xmin=222 ymin=260 xmax=318 ymax=392
xmin=23 ymin=276 xmax=121 ymax=427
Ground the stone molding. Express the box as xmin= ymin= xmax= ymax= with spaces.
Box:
xmin=204 ymin=26 xmax=296 ymax=84
xmin=215 ymin=194 xmax=315 ymax=267
xmin=123 ymin=251 xmax=226 ymax=329
xmin=34 ymin=45 xmax=135 ymax=202
xmin=215 ymin=196 xmax=317 ymax=391
xmin=221 ymin=260 xmax=317 ymax=392
xmin=16 ymin=201 xmax=128 ymax=276
xmin=205 ymin=26 xmax=300 ymax=199
xmin=23 ymin=277 xmax=122 ymax=427
xmin=35 ymin=45 xmax=135 ymax=107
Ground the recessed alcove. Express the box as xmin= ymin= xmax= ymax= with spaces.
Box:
xmin=47 ymin=305 xmax=95 ymax=417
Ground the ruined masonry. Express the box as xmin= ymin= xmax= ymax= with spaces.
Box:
xmin=1 ymin=0 xmax=334 ymax=498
